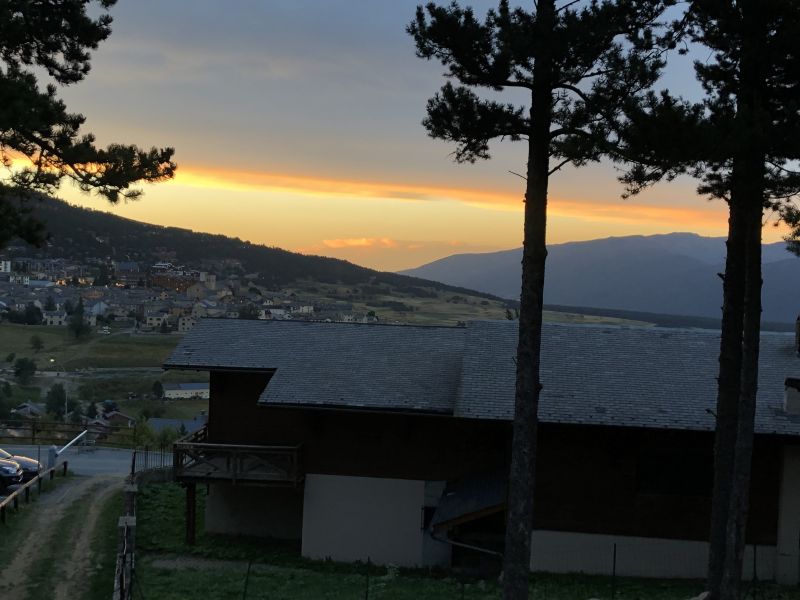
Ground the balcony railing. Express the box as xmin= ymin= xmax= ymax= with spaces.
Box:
xmin=173 ymin=426 xmax=303 ymax=486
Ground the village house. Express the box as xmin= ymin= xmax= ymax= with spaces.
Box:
xmin=166 ymin=319 xmax=800 ymax=583
xmin=42 ymin=310 xmax=68 ymax=326
xmin=145 ymin=311 xmax=170 ymax=329
xmin=178 ymin=316 xmax=197 ymax=333
xmin=163 ymin=382 xmax=210 ymax=400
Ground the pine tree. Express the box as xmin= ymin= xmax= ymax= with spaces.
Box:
xmin=409 ymin=2 xmax=671 ymax=596
xmin=0 ymin=0 xmax=176 ymax=248
xmin=618 ymin=2 xmax=800 ymax=597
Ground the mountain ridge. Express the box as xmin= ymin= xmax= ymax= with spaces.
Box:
xmin=401 ymin=233 xmax=800 ymax=323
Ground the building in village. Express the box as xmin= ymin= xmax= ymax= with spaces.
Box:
xmin=166 ymin=318 xmax=800 ymax=583
xmin=163 ymin=382 xmax=210 ymax=400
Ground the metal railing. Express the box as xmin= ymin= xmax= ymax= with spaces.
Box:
xmin=173 ymin=426 xmax=303 ymax=486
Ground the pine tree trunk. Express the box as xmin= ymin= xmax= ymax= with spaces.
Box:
xmin=502 ymin=2 xmax=554 ymax=599
xmin=707 ymin=200 xmax=747 ymax=598
xmin=709 ymin=5 xmax=765 ymax=596
xmin=719 ymin=199 xmax=762 ymax=598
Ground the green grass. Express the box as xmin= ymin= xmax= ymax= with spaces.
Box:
xmin=84 ymin=489 xmax=124 ymax=600
xmin=0 ymin=323 xmax=179 ymax=370
xmin=139 ymin=483 xmax=800 ymax=600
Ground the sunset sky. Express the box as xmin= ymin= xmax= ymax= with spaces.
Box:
xmin=50 ymin=0 xmax=784 ymax=271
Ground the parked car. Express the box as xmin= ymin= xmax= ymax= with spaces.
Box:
xmin=0 ymin=449 xmax=42 ymax=481
xmin=0 ymin=458 xmax=23 ymax=489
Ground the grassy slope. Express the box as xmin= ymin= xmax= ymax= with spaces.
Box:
xmin=0 ymin=323 xmax=177 ymax=369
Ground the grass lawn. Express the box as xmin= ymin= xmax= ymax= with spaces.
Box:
xmin=0 ymin=323 xmax=179 ymax=370
xmin=118 ymin=397 xmax=208 ymax=420
xmin=134 ymin=483 xmax=800 ymax=600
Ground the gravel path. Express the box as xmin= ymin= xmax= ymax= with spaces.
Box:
xmin=0 ymin=475 xmax=122 ymax=600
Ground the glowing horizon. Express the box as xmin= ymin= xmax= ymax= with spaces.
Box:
xmin=57 ymin=160 xmax=789 ymax=272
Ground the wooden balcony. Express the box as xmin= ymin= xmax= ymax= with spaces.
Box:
xmin=173 ymin=426 xmax=304 ymax=486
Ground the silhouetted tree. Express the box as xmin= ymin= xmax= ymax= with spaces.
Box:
xmin=45 ymin=383 xmax=67 ymax=417
xmin=618 ymin=2 xmax=800 ymax=597
xmin=68 ymin=297 xmax=90 ymax=338
xmin=152 ymin=380 xmax=164 ymax=400
xmin=13 ymin=357 xmax=36 ymax=384
xmin=0 ymin=0 xmax=176 ymax=249
xmin=85 ymin=402 xmax=98 ymax=419
xmin=44 ymin=296 xmax=56 ymax=311
xmin=30 ymin=334 xmax=43 ymax=353
xmin=409 ymin=2 xmax=671 ymax=597
xmin=238 ymin=304 xmax=260 ymax=320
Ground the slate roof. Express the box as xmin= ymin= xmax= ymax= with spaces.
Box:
xmin=165 ymin=318 xmax=800 ymax=436
xmin=165 ymin=319 xmax=466 ymax=414
xmin=457 ymin=321 xmax=800 ymax=436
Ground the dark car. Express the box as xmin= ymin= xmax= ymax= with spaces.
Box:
xmin=0 ymin=449 xmax=42 ymax=481
xmin=0 ymin=458 xmax=23 ymax=489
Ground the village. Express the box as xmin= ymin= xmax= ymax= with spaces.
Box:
xmin=0 ymin=255 xmax=380 ymax=332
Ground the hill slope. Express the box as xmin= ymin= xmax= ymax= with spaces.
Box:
xmin=401 ymin=233 xmax=800 ymax=323
xmin=10 ymin=196 xmax=503 ymax=301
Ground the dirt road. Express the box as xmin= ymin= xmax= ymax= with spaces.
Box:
xmin=0 ymin=475 xmax=121 ymax=600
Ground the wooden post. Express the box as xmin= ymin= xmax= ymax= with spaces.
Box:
xmin=185 ymin=483 xmax=196 ymax=545
xmin=123 ymin=484 xmax=138 ymax=516
xmin=62 ymin=461 xmax=68 ymax=477
xmin=24 ymin=487 xmax=30 ymax=504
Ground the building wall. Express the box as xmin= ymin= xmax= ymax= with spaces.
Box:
xmin=205 ymin=484 xmax=303 ymax=539
xmin=205 ymin=370 xmax=785 ymax=571
xmin=777 ymin=445 xmax=800 ymax=584
xmin=208 ymin=371 xmax=509 ymax=482
xmin=302 ymin=474 xmax=450 ymax=567
xmin=531 ymin=530 xmax=775 ymax=580
xmin=533 ymin=426 xmax=781 ymax=546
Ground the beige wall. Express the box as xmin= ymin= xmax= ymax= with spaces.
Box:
xmin=531 ymin=530 xmax=775 ymax=580
xmin=302 ymin=474 xmax=449 ymax=567
xmin=205 ymin=484 xmax=303 ymax=539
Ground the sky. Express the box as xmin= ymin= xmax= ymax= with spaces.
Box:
xmin=46 ymin=1 xmax=786 ymax=271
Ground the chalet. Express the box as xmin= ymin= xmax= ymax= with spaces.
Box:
xmin=166 ymin=319 xmax=800 ymax=583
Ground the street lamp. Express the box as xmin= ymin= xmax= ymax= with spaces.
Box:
xmin=49 ymin=358 xmax=68 ymax=423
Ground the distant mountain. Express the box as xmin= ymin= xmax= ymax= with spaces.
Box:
xmin=401 ymin=233 xmax=800 ymax=323
xmin=8 ymin=197 xmax=503 ymax=301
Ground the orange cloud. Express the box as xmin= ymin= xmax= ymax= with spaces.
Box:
xmin=322 ymin=237 xmax=399 ymax=249
xmin=173 ymin=164 xmax=517 ymax=206
xmin=172 ymin=164 xmax=728 ymax=229
xmin=550 ymin=199 xmax=727 ymax=228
